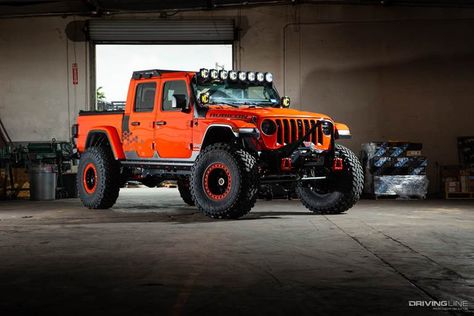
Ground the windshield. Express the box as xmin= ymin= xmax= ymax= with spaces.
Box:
xmin=194 ymin=81 xmax=280 ymax=107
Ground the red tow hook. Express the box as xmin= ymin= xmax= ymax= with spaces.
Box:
xmin=333 ymin=157 xmax=344 ymax=171
xmin=281 ymin=158 xmax=292 ymax=171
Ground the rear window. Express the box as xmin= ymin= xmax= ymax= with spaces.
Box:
xmin=134 ymin=82 xmax=156 ymax=112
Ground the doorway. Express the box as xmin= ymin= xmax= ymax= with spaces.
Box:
xmin=94 ymin=44 xmax=233 ymax=109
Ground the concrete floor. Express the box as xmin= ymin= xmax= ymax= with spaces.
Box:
xmin=0 ymin=188 xmax=473 ymax=315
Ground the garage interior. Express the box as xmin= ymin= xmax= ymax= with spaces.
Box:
xmin=0 ymin=0 xmax=473 ymax=314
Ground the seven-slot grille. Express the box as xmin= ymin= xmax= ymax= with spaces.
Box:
xmin=273 ymin=119 xmax=330 ymax=145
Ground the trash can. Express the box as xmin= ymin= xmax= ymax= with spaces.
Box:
xmin=29 ymin=164 xmax=57 ymax=201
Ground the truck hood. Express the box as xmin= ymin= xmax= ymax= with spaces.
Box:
xmin=205 ymin=106 xmax=333 ymax=122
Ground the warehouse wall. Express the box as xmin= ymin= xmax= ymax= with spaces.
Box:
xmin=1 ymin=5 xmax=474 ymax=192
xmin=281 ymin=18 xmax=474 ymax=190
xmin=0 ymin=16 xmax=89 ymax=142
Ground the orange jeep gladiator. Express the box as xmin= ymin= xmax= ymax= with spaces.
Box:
xmin=72 ymin=69 xmax=363 ymax=219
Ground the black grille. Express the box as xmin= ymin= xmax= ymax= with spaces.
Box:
xmin=273 ymin=119 xmax=331 ymax=145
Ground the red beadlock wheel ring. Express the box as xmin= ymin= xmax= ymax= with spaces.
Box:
xmin=83 ymin=163 xmax=98 ymax=194
xmin=203 ymin=163 xmax=232 ymax=201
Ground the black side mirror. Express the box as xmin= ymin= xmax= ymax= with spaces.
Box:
xmin=171 ymin=94 xmax=188 ymax=110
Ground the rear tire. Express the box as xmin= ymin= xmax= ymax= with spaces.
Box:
xmin=190 ymin=143 xmax=259 ymax=219
xmin=178 ymin=177 xmax=194 ymax=206
xmin=77 ymin=146 xmax=120 ymax=209
xmin=296 ymin=144 xmax=363 ymax=214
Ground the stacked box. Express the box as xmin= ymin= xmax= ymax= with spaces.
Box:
xmin=374 ymin=175 xmax=429 ymax=198
xmin=458 ymin=136 xmax=474 ymax=166
xmin=361 ymin=142 xmax=428 ymax=198
xmin=371 ymin=156 xmax=427 ymax=176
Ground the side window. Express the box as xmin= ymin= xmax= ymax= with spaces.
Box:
xmin=134 ymin=82 xmax=156 ymax=112
xmin=162 ymin=80 xmax=189 ymax=111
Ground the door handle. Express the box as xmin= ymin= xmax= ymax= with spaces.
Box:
xmin=155 ymin=121 xmax=167 ymax=126
xmin=131 ymin=121 xmax=140 ymax=126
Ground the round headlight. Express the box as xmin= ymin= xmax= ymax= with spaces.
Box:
xmin=238 ymin=71 xmax=247 ymax=81
xmin=219 ymin=70 xmax=228 ymax=80
xmin=256 ymin=72 xmax=265 ymax=82
xmin=229 ymin=70 xmax=238 ymax=81
xmin=247 ymin=71 xmax=256 ymax=82
xmin=199 ymin=68 xmax=209 ymax=79
xmin=210 ymin=69 xmax=219 ymax=80
xmin=321 ymin=121 xmax=332 ymax=135
xmin=265 ymin=72 xmax=273 ymax=83
xmin=261 ymin=119 xmax=277 ymax=136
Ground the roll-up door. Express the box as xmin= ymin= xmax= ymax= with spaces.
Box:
xmin=87 ymin=19 xmax=235 ymax=43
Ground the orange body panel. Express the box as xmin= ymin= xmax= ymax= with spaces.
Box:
xmin=154 ymin=75 xmax=194 ymax=158
xmin=76 ymin=115 xmax=124 ymax=159
xmin=122 ymin=79 xmax=156 ymax=158
xmin=194 ymin=106 xmax=334 ymax=151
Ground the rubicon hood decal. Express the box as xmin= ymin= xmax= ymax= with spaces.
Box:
xmin=209 ymin=113 xmax=251 ymax=120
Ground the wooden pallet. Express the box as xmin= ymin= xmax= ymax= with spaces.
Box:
xmin=445 ymin=191 xmax=474 ymax=199
xmin=374 ymin=194 xmax=426 ymax=200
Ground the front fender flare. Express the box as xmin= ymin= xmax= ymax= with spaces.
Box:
xmin=335 ymin=123 xmax=351 ymax=139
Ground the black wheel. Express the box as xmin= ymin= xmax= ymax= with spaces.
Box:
xmin=190 ymin=143 xmax=259 ymax=219
xmin=77 ymin=146 xmax=120 ymax=209
xmin=296 ymin=144 xmax=363 ymax=214
xmin=177 ymin=177 xmax=194 ymax=206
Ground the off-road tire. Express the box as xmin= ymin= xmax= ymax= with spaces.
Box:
xmin=190 ymin=143 xmax=259 ymax=219
xmin=77 ymin=146 xmax=120 ymax=209
xmin=296 ymin=144 xmax=363 ymax=214
xmin=177 ymin=177 xmax=194 ymax=206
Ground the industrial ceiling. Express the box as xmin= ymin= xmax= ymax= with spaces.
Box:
xmin=1 ymin=0 xmax=474 ymax=18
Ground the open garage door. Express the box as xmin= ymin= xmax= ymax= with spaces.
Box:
xmin=87 ymin=19 xmax=235 ymax=43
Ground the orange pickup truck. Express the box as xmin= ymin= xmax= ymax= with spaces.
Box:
xmin=72 ymin=69 xmax=363 ymax=219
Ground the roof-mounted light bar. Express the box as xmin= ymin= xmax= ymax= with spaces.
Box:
xmin=197 ymin=68 xmax=273 ymax=83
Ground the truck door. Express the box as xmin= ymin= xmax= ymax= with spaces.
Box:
xmin=154 ymin=78 xmax=194 ymax=159
xmin=123 ymin=80 xmax=158 ymax=159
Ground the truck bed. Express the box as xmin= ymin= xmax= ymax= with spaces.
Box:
xmin=76 ymin=110 xmax=124 ymax=154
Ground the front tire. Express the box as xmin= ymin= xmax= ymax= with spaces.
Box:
xmin=296 ymin=144 xmax=363 ymax=214
xmin=190 ymin=143 xmax=259 ymax=219
xmin=77 ymin=146 xmax=120 ymax=209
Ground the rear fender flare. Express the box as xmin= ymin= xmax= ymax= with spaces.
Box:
xmin=85 ymin=127 xmax=125 ymax=160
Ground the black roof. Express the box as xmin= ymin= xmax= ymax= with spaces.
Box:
xmin=131 ymin=69 xmax=191 ymax=80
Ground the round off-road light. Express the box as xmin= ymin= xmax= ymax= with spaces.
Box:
xmin=219 ymin=70 xmax=228 ymax=80
xmin=247 ymin=71 xmax=256 ymax=82
xmin=281 ymin=96 xmax=291 ymax=108
xmin=199 ymin=68 xmax=209 ymax=79
xmin=256 ymin=72 xmax=265 ymax=82
xmin=261 ymin=119 xmax=277 ymax=136
xmin=228 ymin=70 xmax=238 ymax=81
xmin=238 ymin=71 xmax=247 ymax=81
xmin=210 ymin=69 xmax=219 ymax=80
xmin=265 ymin=72 xmax=273 ymax=83
xmin=322 ymin=121 xmax=332 ymax=135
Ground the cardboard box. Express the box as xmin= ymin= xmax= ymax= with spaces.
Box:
xmin=460 ymin=176 xmax=470 ymax=193
xmin=406 ymin=150 xmax=422 ymax=157
xmin=460 ymin=169 xmax=471 ymax=176
xmin=446 ymin=181 xmax=460 ymax=193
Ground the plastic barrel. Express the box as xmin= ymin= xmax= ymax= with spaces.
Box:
xmin=29 ymin=164 xmax=57 ymax=201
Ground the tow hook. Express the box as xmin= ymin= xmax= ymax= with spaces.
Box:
xmin=333 ymin=157 xmax=344 ymax=171
xmin=281 ymin=158 xmax=292 ymax=171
